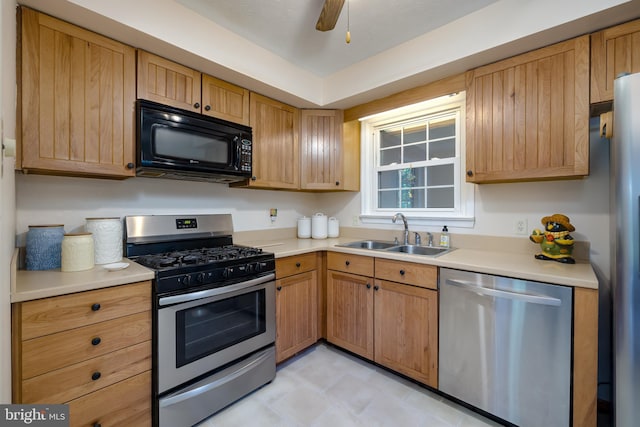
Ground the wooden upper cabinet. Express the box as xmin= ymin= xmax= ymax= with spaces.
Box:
xmin=465 ymin=35 xmax=590 ymax=183
xmin=300 ymin=109 xmax=343 ymax=190
xmin=245 ymin=92 xmax=300 ymax=189
xmin=201 ymin=74 xmax=250 ymax=125
xmin=591 ymin=18 xmax=640 ymax=104
xmin=137 ymin=50 xmax=201 ymax=112
xmin=19 ymin=7 xmax=136 ymax=178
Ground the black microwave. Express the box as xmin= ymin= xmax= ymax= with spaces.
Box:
xmin=136 ymin=100 xmax=252 ymax=183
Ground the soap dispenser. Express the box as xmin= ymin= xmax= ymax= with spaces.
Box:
xmin=439 ymin=225 xmax=450 ymax=248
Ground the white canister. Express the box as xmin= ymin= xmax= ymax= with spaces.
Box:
xmin=297 ymin=216 xmax=311 ymax=239
xmin=311 ymin=213 xmax=328 ymax=239
xmin=61 ymin=233 xmax=95 ymax=272
xmin=85 ymin=217 xmax=123 ymax=264
xmin=328 ymin=217 xmax=340 ymax=238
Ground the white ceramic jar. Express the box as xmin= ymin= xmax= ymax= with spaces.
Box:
xmin=61 ymin=233 xmax=95 ymax=272
xmin=311 ymin=213 xmax=328 ymax=239
xmin=297 ymin=216 xmax=311 ymax=238
xmin=328 ymin=217 xmax=340 ymax=238
xmin=85 ymin=217 xmax=123 ymax=264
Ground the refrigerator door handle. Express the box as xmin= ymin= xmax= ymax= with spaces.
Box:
xmin=445 ymin=279 xmax=562 ymax=306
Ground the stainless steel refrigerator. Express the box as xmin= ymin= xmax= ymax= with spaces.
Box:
xmin=611 ymin=72 xmax=640 ymax=427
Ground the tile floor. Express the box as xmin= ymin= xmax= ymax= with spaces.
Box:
xmin=198 ymin=343 xmax=505 ymax=427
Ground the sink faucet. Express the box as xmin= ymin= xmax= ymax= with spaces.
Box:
xmin=426 ymin=232 xmax=433 ymax=247
xmin=392 ymin=213 xmax=409 ymax=245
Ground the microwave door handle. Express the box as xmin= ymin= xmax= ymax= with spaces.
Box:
xmin=234 ymin=137 xmax=241 ymax=170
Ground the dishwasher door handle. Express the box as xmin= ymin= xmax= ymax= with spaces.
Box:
xmin=445 ymin=279 xmax=562 ymax=306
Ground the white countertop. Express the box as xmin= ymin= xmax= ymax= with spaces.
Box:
xmin=12 ymin=257 xmax=155 ymax=303
xmin=11 ymin=235 xmax=597 ymax=303
xmin=249 ymin=237 xmax=598 ymax=289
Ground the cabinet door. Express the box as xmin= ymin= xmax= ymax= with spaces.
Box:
xmin=591 ymin=19 xmax=640 ymax=104
xmin=300 ymin=109 xmax=344 ymax=190
xmin=326 ymin=270 xmax=374 ymax=359
xmin=201 ymin=74 xmax=250 ymax=125
xmin=247 ymin=92 xmax=300 ymax=189
xmin=19 ymin=7 xmax=136 ymax=178
xmin=275 ymin=271 xmax=318 ymax=363
xmin=466 ymin=35 xmax=590 ymax=183
xmin=137 ymin=50 xmax=201 ymax=112
xmin=374 ymin=279 xmax=438 ymax=387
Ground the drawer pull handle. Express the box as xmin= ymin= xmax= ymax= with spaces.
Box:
xmin=91 ymin=371 xmax=101 ymax=381
xmin=295 ymin=262 xmax=301 ymax=268
xmin=91 ymin=303 xmax=101 ymax=311
xmin=277 ymin=286 xmax=282 ymax=291
xmin=91 ymin=337 xmax=101 ymax=346
xmin=345 ymin=260 xmax=350 ymax=266
xmin=366 ymin=283 xmax=371 ymax=289
xmin=399 ymin=269 xmax=405 ymax=276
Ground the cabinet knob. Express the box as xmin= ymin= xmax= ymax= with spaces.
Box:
xmin=345 ymin=260 xmax=350 ymax=266
xmin=399 ymin=269 xmax=405 ymax=276
xmin=93 ymin=423 xmax=101 ymax=427
xmin=126 ymin=162 xmax=134 ymax=170
xmin=295 ymin=262 xmax=301 ymax=268
xmin=335 ymin=181 xmax=340 ymax=186
xmin=277 ymin=286 xmax=282 ymax=291
xmin=91 ymin=371 xmax=101 ymax=381
xmin=366 ymin=283 xmax=371 ymax=289
xmin=251 ymin=176 xmax=257 ymax=181
xmin=205 ymin=105 xmax=211 ymax=111
xmin=194 ymin=102 xmax=200 ymax=109
xmin=374 ymin=285 xmax=380 ymax=291
xmin=466 ymin=170 xmax=473 ymax=177
xmin=91 ymin=303 xmax=101 ymax=311
xmin=91 ymin=337 xmax=101 ymax=346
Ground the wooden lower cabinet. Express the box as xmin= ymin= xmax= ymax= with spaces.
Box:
xmin=326 ymin=253 xmax=439 ymax=387
xmin=275 ymin=254 xmax=319 ymax=362
xmin=12 ymin=281 xmax=152 ymax=424
xmin=275 ymin=270 xmax=318 ymax=362
xmin=374 ymin=279 xmax=438 ymax=388
xmin=326 ymin=270 xmax=374 ymax=359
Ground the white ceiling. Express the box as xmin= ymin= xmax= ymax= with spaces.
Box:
xmin=175 ymin=0 xmax=500 ymax=77
xmin=15 ymin=0 xmax=640 ymax=109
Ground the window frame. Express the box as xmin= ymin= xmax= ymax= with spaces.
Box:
xmin=359 ymin=92 xmax=475 ymax=228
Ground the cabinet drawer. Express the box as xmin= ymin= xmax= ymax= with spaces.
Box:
xmin=21 ymin=340 xmax=151 ymax=404
xmin=375 ymin=259 xmax=437 ymax=289
xmin=276 ymin=253 xmax=317 ymax=278
xmin=327 ymin=252 xmax=374 ymax=276
xmin=18 ymin=281 xmax=151 ymax=340
xmin=21 ymin=311 xmax=151 ymax=379
xmin=67 ymin=370 xmax=151 ymax=427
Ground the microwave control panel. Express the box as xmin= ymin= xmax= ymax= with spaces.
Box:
xmin=240 ymin=139 xmax=252 ymax=172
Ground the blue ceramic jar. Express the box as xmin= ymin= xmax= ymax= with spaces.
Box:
xmin=26 ymin=224 xmax=65 ymax=270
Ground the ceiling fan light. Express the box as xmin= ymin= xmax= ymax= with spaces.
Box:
xmin=346 ymin=30 xmax=351 ymax=44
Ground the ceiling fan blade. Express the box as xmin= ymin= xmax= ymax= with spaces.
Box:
xmin=315 ymin=0 xmax=345 ymax=31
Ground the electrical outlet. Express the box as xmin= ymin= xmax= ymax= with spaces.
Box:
xmin=514 ymin=218 xmax=528 ymax=235
xmin=352 ymin=215 xmax=359 ymax=226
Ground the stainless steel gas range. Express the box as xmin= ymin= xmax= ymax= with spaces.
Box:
xmin=124 ymin=214 xmax=276 ymax=427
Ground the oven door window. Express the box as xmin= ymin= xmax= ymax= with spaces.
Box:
xmin=175 ymin=288 xmax=266 ymax=367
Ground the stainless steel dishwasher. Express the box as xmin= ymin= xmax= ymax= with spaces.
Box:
xmin=439 ymin=268 xmax=572 ymax=427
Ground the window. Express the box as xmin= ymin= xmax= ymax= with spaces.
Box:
xmin=360 ymin=93 xmax=474 ymax=227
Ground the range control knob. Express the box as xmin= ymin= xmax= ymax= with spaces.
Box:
xmin=196 ymin=272 xmax=206 ymax=284
xmin=223 ymin=267 xmax=233 ymax=279
xmin=180 ymin=275 xmax=191 ymax=286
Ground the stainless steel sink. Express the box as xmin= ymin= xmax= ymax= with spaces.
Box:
xmin=337 ymin=240 xmax=397 ymax=250
xmin=383 ymin=245 xmax=452 ymax=256
xmin=336 ymin=240 xmax=453 ymax=257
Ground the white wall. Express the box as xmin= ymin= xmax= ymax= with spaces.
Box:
xmin=15 ymin=175 xmax=322 ymax=242
xmin=0 ymin=0 xmax=16 ymax=404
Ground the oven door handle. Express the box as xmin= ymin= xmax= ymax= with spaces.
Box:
xmin=158 ymin=273 xmax=275 ymax=306
xmin=159 ymin=347 xmax=274 ymax=408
